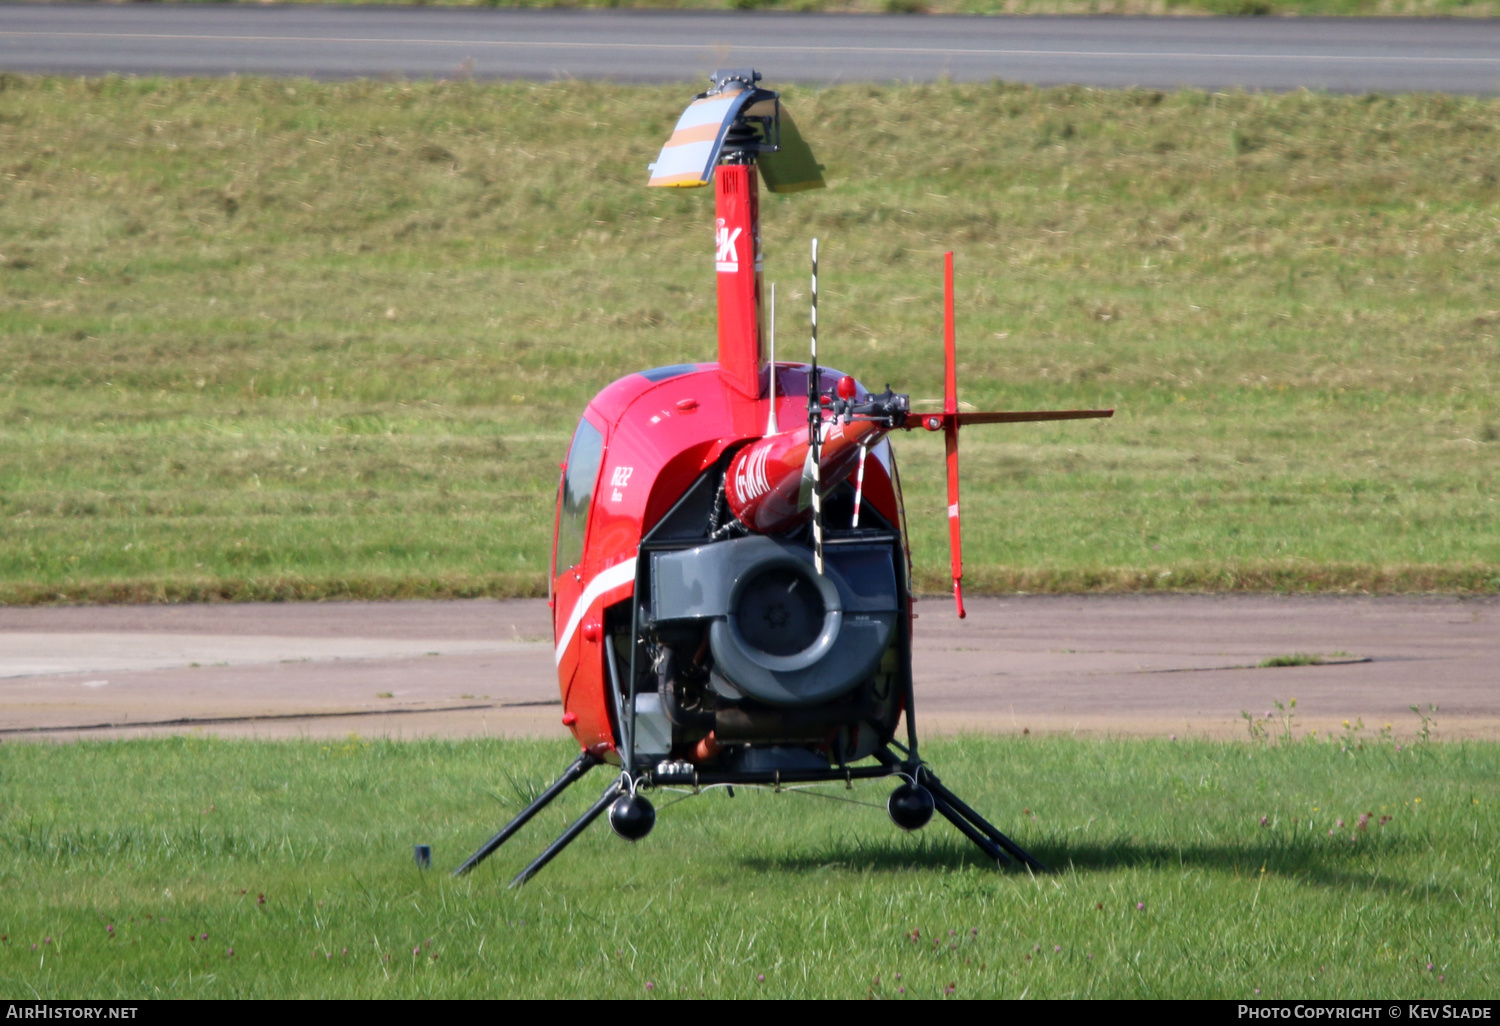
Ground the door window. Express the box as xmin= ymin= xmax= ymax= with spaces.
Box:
xmin=554 ymin=418 xmax=605 ymax=575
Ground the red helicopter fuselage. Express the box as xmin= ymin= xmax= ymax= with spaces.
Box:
xmin=551 ymin=361 xmax=910 ymax=762
xmin=454 ymin=69 xmax=1108 ymax=883
xmin=549 ymin=138 xmax=917 ymax=771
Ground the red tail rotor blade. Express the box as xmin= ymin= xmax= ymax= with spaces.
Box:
xmin=943 ymin=252 xmax=958 ymax=418
xmin=942 ymin=251 xmax=966 ymax=619
xmin=945 ymin=420 xmax=965 ymax=620
xmin=931 ymin=253 xmax=1111 ymax=618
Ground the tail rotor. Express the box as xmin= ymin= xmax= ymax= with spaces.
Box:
xmin=926 ymin=252 xmax=1115 ymax=618
xmin=941 ymin=252 xmax=966 ymax=619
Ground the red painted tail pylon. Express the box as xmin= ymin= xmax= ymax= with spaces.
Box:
xmin=454 ymin=69 xmax=1113 ymax=887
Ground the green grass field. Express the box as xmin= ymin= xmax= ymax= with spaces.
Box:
xmin=1 ymin=733 xmax=1494 ymax=998
xmin=2 ymin=76 xmax=1498 ymax=602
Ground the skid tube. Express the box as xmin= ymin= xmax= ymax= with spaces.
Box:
xmin=508 ymin=778 xmax=626 ymax=889
xmin=874 ymin=748 xmax=1047 ymax=872
xmin=920 ymin=765 xmax=1047 ymax=871
xmin=452 ymin=751 xmax=602 ymax=877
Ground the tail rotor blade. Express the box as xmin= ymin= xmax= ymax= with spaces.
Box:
xmin=943 ymin=252 xmax=958 ymax=421
xmin=945 ymin=421 xmax=965 ymax=620
xmin=927 ymin=251 xmax=1111 ymax=618
xmin=942 ymin=252 xmax=965 ymax=619
xmin=959 ymin=409 xmax=1113 ymax=425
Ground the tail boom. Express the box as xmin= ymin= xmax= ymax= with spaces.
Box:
xmin=725 ymin=417 xmax=892 ymax=535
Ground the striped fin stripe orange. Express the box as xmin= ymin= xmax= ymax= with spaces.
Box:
xmin=661 ymin=121 xmax=723 ymax=147
xmin=646 ymin=90 xmax=744 ymax=188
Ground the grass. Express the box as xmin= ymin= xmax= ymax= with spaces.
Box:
xmin=0 ymin=732 xmax=1495 ymax=998
xmin=1259 ymin=653 xmax=1325 ymax=667
xmin=147 ymin=0 xmax=1500 ymax=20
xmin=1 ymin=75 xmax=1498 ymax=603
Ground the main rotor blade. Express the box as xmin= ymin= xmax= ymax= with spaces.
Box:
xmin=958 ymin=409 xmax=1114 ymax=425
xmin=646 ymin=87 xmax=755 ymax=188
xmin=759 ymin=103 xmax=826 ymax=194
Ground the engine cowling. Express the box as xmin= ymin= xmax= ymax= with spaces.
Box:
xmin=650 ymin=534 xmax=899 ymax=707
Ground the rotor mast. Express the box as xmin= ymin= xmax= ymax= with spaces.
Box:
xmin=646 ymin=67 xmax=826 ymax=406
xmin=711 ymin=69 xmax=768 ymax=401
xmin=713 ymin=160 xmax=765 ymax=400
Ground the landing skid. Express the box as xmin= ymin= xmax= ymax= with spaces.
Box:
xmin=453 ymin=748 xmax=1044 ymax=887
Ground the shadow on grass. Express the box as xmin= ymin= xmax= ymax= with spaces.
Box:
xmin=741 ymin=831 xmax=1420 ymax=895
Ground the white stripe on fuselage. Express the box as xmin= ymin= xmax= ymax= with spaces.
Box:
xmin=554 ymin=557 xmax=638 ymax=666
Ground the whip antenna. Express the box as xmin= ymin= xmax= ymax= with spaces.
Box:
xmin=767 ymin=283 xmax=778 ymax=434
xmin=808 ymin=238 xmax=824 ymax=575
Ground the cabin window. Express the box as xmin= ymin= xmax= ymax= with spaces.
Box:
xmin=555 ymin=417 xmax=605 ymax=575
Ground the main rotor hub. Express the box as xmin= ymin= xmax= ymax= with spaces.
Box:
xmin=706 ymin=68 xmax=762 ymax=95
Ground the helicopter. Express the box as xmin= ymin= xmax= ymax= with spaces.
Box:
xmin=455 ymin=69 xmax=1112 ymax=886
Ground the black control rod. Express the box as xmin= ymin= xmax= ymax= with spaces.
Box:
xmin=875 ymin=748 xmax=1045 ymax=871
xmin=930 ymin=789 xmax=1013 ymax=866
xmin=509 ymin=778 xmax=626 ymax=889
xmin=453 ymin=751 xmax=602 ymax=877
xmin=919 ymin=766 xmax=1047 ymax=872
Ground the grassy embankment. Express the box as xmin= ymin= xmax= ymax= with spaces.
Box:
xmin=1 ymin=77 xmax=1497 ymax=602
xmin=0 ymin=730 xmax=1495 ymax=998
xmin=156 ymin=0 xmax=1500 ymax=20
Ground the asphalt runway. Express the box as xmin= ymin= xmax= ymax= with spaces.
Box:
xmin=3 ymin=5 xmax=1500 ymax=92
xmin=2 ymin=595 xmax=1495 ymax=743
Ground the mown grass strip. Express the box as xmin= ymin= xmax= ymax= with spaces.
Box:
xmin=0 ymin=734 xmax=1494 ymax=997
xmin=0 ymin=573 xmax=546 ymax=606
xmin=144 ymin=0 xmax=1500 ymax=19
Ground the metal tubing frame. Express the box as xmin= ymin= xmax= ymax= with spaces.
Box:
xmin=624 ymin=587 xmax=643 ymax=777
xmin=603 ymin=631 xmax=630 ymax=762
xmin=919 ymin=767 xmax=1047 ymax=872
xmin=874 ymin=748 xmax=1044 ymax=870
xmin=452 ymin=751 xmax=602 ymax=877
xmin=457 ymin=746 xmax=1043 ymax=885
xmin=900 ymin=622 xmax=921 ymax=759
xmin=509 ymin=779 xmax=626 ymax=889
xmin=648 ymin=763 xmax=895 ymax=787
xmin=930 ymin=790 xmax=1011 ymax=866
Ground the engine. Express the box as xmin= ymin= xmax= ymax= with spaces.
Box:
xmin=613 ymin=459 xmax=910 ymax=775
